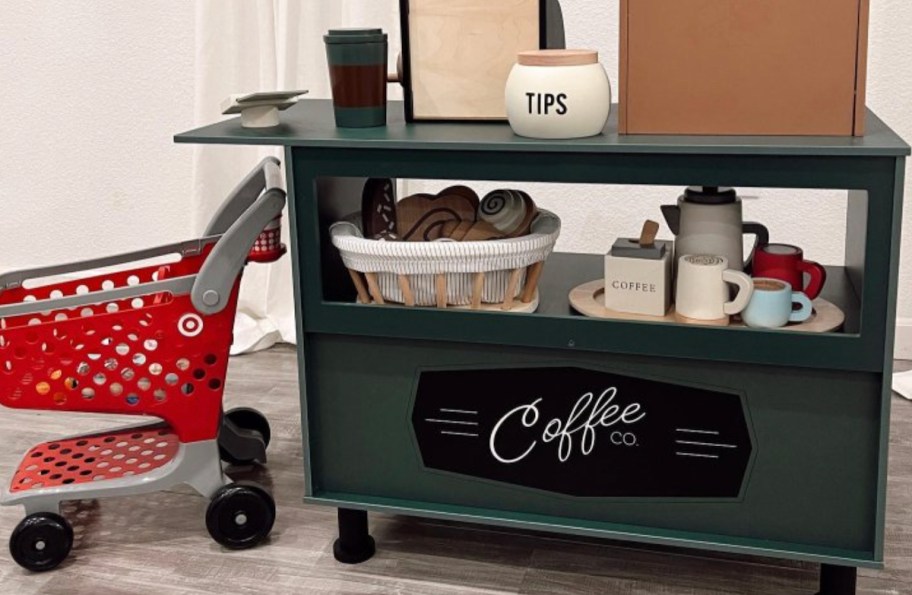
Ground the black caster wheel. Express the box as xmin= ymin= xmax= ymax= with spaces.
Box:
xmin=206 ymin=482 xmax=275 ymax=549
xmin=219 ymin=407 xmax=271 ymax=465
xmin=225 ymin=408 xmax=271 ymax=447
xmin=9 ymin=512 xmax=73 ymax=572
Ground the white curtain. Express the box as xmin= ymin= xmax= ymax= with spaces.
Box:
xmin=192 ymin=0 xmax=400 ymax=353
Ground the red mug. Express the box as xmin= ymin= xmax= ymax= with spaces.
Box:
xmin=753 ymin=244 xmax=826 ymax=300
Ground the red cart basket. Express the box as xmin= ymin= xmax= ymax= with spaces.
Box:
xmin=0 ymin=157 xmax=287 ymax=571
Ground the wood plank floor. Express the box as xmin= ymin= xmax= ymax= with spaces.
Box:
xmin=0 ymin=348 xmax=909 ymax=594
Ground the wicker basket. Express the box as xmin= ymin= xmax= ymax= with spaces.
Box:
xmin=330 ymin=210 xmax=561 ymax=309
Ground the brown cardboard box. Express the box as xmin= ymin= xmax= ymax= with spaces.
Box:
xmin=619 ymin=0 xmax=869 ymax=136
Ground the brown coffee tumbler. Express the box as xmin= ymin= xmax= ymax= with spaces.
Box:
xmin=324 ymin=28 xmax=388 ymax=128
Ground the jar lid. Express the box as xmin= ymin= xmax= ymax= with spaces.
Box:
xmin=324 ymin=28 xmax=387 ymax=44
xmin=517 ymin=49 xmax=598 ymax=67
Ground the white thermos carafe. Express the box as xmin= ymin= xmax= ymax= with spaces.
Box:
xmin=661 ymin=186 xmax=769 ymax=273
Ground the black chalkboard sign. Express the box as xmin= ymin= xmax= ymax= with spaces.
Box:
xmin=411 ymin=367 xmax=753 ymax=498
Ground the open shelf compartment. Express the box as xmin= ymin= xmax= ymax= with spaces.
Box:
xmin=298 ymin=172 xmax=877 ymax=372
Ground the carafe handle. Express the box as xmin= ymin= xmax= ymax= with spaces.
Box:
xmin=742 ymin=222 xmax=769 ymax=270
xmin=660 ymin=204 xmax=681 ymax=235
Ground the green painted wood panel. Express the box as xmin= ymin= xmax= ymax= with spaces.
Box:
xmin=303 ymin=334 xmax=883 ymax=565
xmin=287 ymin=149 xmax=903 ymax=373
xmin=302 ymin=252 xmax=869 ymax=372
xmin=175 ymin=104 xmax=909 ymax=574
xmin=175 ymin=100 xmax=910 ymax=157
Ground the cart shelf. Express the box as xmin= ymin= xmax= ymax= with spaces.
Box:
xmin=9 ymin=425 xmax=178 ymax=493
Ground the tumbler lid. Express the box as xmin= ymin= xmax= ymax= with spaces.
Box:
xmin=324 ymin=28 xmax=387 ymax=44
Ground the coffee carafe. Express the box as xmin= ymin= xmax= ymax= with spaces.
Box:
xmin=661 ymin=186 xmax=769 ymax=272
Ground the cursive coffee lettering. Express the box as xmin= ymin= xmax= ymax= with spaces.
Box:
xmin=489 ymin=388 xmax=646 ymax=464
xmin=489 ymin=398 xmax=541 ymax=464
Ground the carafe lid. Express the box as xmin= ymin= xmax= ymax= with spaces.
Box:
xmin=682 ymin=186 xmax=738 ymax=205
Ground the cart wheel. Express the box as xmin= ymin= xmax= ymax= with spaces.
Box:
xmin=9 ymin=512 xmax=73 ymax=572
xmin=225 ymin=408 xmax=272 ymax=447
xmin=206 ymin=482 xmax=275 ymax=549
xmin=218 ymin=407 xmax=271 ymax=465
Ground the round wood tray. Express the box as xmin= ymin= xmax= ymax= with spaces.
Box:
xmin=569 ymin=280 xmax=845 ymax=333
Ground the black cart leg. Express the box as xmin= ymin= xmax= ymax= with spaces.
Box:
xmin=816 ymin=564 xmax=857 ymax=595
xmin=333 ymin=508 xmax=376 ymax=564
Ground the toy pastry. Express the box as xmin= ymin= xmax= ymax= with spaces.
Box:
xmin=440 ymin=219 xmax=505 ymax=241
xmin=479 ymin=190 xmax=538 ymax=238
xmin=361 ymin=178 xmax=398 ymax=239
xmin=398 ymin=191 xmax=478 ymax=241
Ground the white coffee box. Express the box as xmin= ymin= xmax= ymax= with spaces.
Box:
xmin=604 ymin=239 xmax=673 ymax=316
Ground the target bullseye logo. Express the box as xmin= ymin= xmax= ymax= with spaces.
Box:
xmin=178 ymin=314 xmax=204 ymax=337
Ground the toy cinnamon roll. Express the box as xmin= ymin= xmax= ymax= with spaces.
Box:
xmin=479 ymin=190 xmax=538 ymax=238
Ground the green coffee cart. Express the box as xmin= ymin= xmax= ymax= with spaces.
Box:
xmin=177 ymin=100 xmax=909 ymax=595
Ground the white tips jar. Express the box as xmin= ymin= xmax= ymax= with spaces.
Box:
xmin=505 ymin=50 xmax=611 ymax=140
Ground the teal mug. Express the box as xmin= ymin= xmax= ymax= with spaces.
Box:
xmin=742 ymin=278 xmax=813 ymax=329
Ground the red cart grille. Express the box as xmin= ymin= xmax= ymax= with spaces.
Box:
xmin=0 ymin=248 xmax=238 ymax=443
xmin=10 ymin=425 xmax=179 ymax=492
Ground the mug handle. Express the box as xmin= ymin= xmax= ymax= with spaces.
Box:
xmin=798 ymin=259 xmax=827 ymax=300
xmin=742 ymin=222 xmax=770 ymax=271
xmin=722 ymin=270 xmax=754 ymax=315
xmin=790 ymin=292 xmax=814 ymax=323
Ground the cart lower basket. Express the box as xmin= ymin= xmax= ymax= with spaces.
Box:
xmin=0 ymin=156 xmax=287 ymax=571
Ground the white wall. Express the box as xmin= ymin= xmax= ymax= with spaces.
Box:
xmin=0 ymin=2 xmax=196 ymax=264
xmin=1 ymin=1 xmax=910 ymax=353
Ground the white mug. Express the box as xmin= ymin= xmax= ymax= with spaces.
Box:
xmin=675 ymin=254 xmax=753 ymax=324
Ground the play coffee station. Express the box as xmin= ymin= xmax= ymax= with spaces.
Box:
xmin=176 ymin=1 xmax=909 ymax=593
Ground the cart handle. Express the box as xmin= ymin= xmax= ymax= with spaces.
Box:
xmin=0 ymin=238 xmax=215 ymax=293
xmin=191 ymin=174 xmax=287 ymax=315
xmin=0 ymin=275 xmax=197 ymax=320
xmin=204 ymin=156 xmax=284 ymax=236
xmin=0 ymin=159 xmax=285 ymax=319
xmin=0 ymin=159 xmax=283 ymax=293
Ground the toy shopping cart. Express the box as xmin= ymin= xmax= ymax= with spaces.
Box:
xmin=0 ymin=157 xmax=287 ymax=571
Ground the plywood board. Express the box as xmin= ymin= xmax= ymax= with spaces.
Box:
xmin=620 ymin=0 xmax=867 ymax=136
xmin=405 ymin=0 xmax=541 ymax=120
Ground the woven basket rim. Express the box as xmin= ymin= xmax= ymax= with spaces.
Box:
xmin=329 ymin=209 xmax=561 ymax=258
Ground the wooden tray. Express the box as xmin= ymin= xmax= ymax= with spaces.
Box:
xmin=569 ymin=280 xmax=845 ymax=333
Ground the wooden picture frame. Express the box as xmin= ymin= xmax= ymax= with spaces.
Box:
xmin=399 ymin=0 xmax=549 ymax=122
